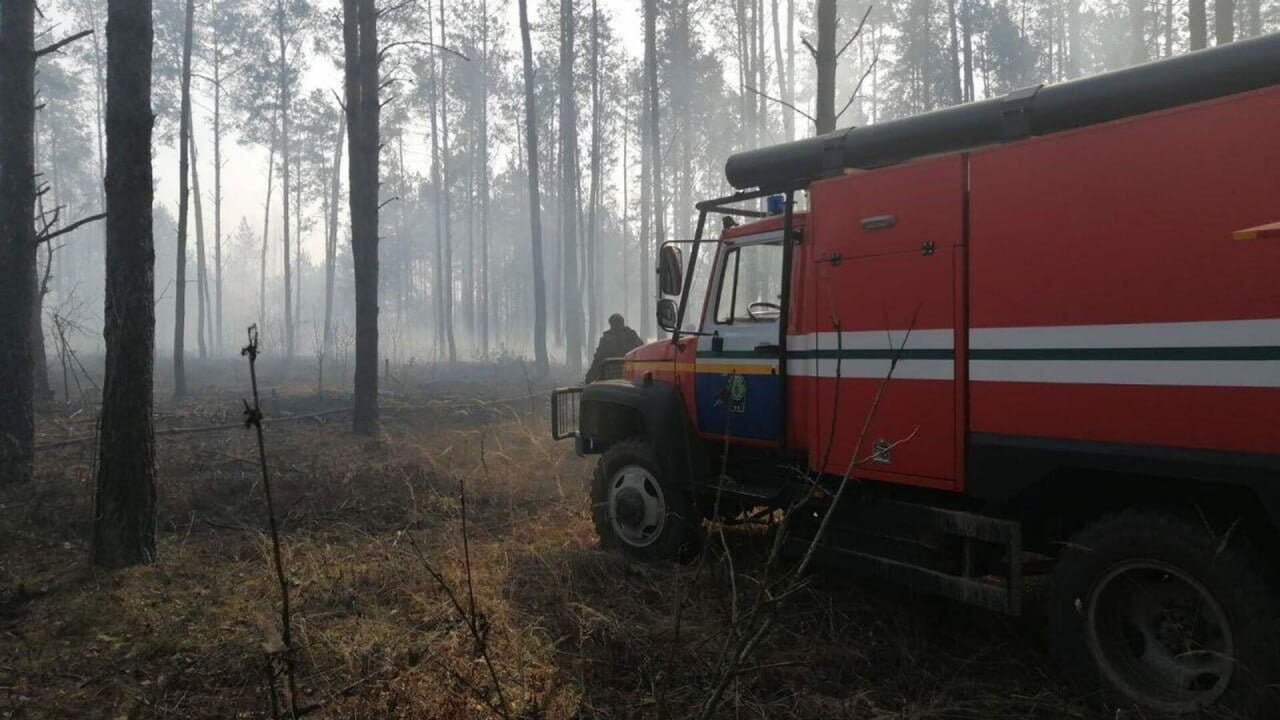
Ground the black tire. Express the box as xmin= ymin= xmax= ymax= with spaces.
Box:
xmin=591 ymin=439 xmax=700 ymax=561
xmin=1049 ymin=508 xmax=1278 ymax=716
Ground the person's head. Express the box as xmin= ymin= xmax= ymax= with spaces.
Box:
xmin=608 ymin=313 xmax=625 ymax=330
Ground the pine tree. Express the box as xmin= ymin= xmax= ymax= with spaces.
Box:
xmin=95 ymin=0 xmax=158 ymax=568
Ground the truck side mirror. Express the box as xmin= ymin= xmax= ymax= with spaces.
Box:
xmin=656 ymin=298 xmax=678 ymax=332
xmin=657 ymin=245 xmax=683 ymax=296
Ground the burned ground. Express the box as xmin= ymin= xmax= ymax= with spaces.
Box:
xmin=0 ymin=360 xmax=1216 ymax=719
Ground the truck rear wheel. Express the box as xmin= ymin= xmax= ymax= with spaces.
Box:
xmin=591 ymin=439 xmax=699 ymax=561
xmin=1049 ymin=509 xmax=1277 ymax=715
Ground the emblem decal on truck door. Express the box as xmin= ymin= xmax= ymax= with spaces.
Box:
xmin=727 ymin=374 xmax=748 ymax=413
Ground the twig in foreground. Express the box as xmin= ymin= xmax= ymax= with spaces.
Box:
xmin=242 ymin=324 xmax=300 ymax=719
xmin=406 ymin=524 xmax=512 ymax=720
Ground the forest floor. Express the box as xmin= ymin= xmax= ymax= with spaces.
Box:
xmin=0 ymin=359 xmax=1180 ymax=719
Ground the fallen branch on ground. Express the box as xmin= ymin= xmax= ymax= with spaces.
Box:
xmin=34 ymin=408 xmax=354 ymax=450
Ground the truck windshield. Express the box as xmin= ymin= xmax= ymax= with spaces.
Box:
xmin=679 ymin=243 xmax=717 ymax=333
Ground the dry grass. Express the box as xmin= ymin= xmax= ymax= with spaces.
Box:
xmin=0 ymin=359 xmax=1152 ymax=719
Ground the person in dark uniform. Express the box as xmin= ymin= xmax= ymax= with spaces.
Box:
xmin=586 ymin=314 xmax=644 ymax=382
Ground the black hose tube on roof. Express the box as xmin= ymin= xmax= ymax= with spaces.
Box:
xmin=724 ymin=32 xmax=1280 ymax=192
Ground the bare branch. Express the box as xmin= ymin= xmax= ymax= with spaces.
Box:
xmin=834 ymin=55 xmax=879 ymax=123
xmin=39 ymin=241 xmax=56 ymax=299
xmin=800 ymin=38 xmax=818 ymax=58
xmin=378 ymin=40 xmax=470 ymax=63
xmin=36 ymin=204 xmax=63 ymax=238
xmin=744 ymin=84 xmax=817 ymax=123
xmin=35 ymin=29 xmax=94 ymax=58
xmin=377 ymin=0 xmax=418 ymax=18
xmin=835 ymin=6 xmax=874 ymax=59
xmin=36 ymin=212 xmax=106 ymax=246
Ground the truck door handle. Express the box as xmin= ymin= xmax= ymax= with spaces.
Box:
xmin=754 ymin=343 xmax=780 ymax=356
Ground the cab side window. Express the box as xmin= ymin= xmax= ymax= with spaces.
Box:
xmin=715 ymin=248 xmax=741 ymax=323
xmin=714 ymin=242 xmax=783 ymax=324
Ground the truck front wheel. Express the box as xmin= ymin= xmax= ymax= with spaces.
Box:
xmin=1049 ymin=509 xmax=1277 ymax=715
xmin=591 ymin=439 xmax=699 ymax=561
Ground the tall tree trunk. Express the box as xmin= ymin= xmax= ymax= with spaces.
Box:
xmin=1189 ymin=0 xmax=1207 ymax=50
xmin=517 ymin=0 xmax=549 ymax=373
xmin=212 ymin=42 xmax=224 ymax=351
xmin=278 ymin=0 xmax=294 ymax=360
xmin=173 ymin=0 xmax=195 ymax=397
xmin=771 ymin=0 xmax=787 ymax=134
xmin=645 ymin=0 xmax=667 ymax=321
xmin=344 ymin=0 xmax=380 ymax=434
xmin=587 ymin=0 xmax=602 ymax=348
xmin=478 ymin=0 xmax=491 ymax=357
xmin=427 ymin=2 xmax=444 ymax=356
xmin=962 ymin=0 xmax=975 ymax=97
xmin=190 ymin=125 xmax=209 ymax=359
xmin=1246 ymin=0 xmax=1260 ymax=36
xmin=622 ymin=89 xmax=631 ymax=323
xmin=1129 ymin=0 xmax=1147 ymax=63
xmin=755 ymin=0 xmax=767 ymax=144
xmin=814 ymin=0 xmax=837 ymax=133
xmin=294 ymin=150 xmax=302 ymax=340
xmin=772 ymin=0 xmax=796 ymax=139
xmin=1214 ymin=0 xmax=1234 ymax=44
xmin=1065 ymin=0 xmax=1080 ymax=76
xmin=33 ymin=250 xmax=53 ymax=406
xmin=464 ymin=127 xmax=475 ymax=344
xmin=871 ymin=22 xmax=880 ymax=117
xmin=1165 ymin=0 xmax=1174 ymax=56
xmin=674 ymin=0 xmax=693 ymax=242
xmin=90 ymin=7 xmax=107 ymax=213
xmin=638 ymin=80 xmax=652 ymax=339
xmin=734 ymin=0 xmax=751 ymax=149
xmin=259 ymin=125 xmax=276 ymax=324
xmin=0 ymin=0 xmax=38 ymax=484
xmin=947 ymin=0 xmax=963 ymax=104
xmin=323 ymin=112 xmax=345 ymax=354
xmin=786 ymin=0 xmax=795 ymax=137
xmin=439 ymin=0 xmax=456 ymax=364
xmin=31 ymin=211 xmax=53 ymax=406
xmin=560 ymin=0 xmax=582 ymax=375
xmin=95 ymin=0 xmax=157 ymax=567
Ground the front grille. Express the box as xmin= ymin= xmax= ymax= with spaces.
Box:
xmin=550 ymin=387 xmax=582 ymax=440
xmin=602 ymin=357 xmax=626 ymax=380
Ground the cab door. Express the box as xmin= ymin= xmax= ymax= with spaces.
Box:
xmin=694 ymin=231 xmax=786 ymax=442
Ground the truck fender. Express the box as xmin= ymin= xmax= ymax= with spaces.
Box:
xmin=578 ymin=379 xmax=702 ymax=486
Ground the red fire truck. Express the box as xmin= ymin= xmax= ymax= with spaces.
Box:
xmin=552 ymin=34 xmax=1280 ymax=713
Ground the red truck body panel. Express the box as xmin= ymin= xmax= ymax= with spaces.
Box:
xmin=627 ymin=83 xmax=1280 ymax=497
xmin=967 ymin=86 xmax=1280 ymax=459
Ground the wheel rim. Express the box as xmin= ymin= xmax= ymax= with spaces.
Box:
xmin=606 ymin=464 xmax=666 ymax=548
xmin=1085 ymin=559 xmax=1235 ymax=712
